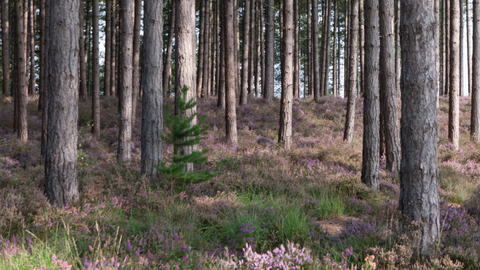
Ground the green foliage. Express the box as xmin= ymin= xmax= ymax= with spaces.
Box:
xmin=156 ymin=86 xmax=215 ymax=185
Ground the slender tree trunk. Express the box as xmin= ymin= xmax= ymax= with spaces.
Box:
xmin=344 ymin=0 xmax=358 ymax=143
xmin=400 ymin=0 xmax=440 ymax=257
xmin=202 ymin=0 xmax=211 ymax=97
xmin=225 ymin=0 xmax=238 ymax=144
xmin=105 ymin=0 xmax=112 ymax=97
xmin=41 ymin=0 xmax=50 ymax=158
xmin=211 ymin=0 xmax=217 ymax=96
xmin=460 ymin=0 xmax=464 ymax=97
xmin=359 ymin=0 xmax=364 ymax=97
xmin=380 ymin=0 xmax=401 ymax=174
xmin=264 ymin=0 xmax=274 ymax=102
xmin=440 ymin=0 xmax=445 ymax=97
xmin=293 ymin=0 xmax=299 ymax=98
xmin=28 ymin=0 xmax=34 ymax=96
xmin=308 ymin=0 xmax=312 ymax=97
xmin=163 ymin=0 xmax=175 ymax=98
xmin=1 ymin=0 xmax=9 ymax=98
xmin=445 ymin=0 xmax=450 ymax=96
xmin=38 ymin=0 xmax=45 ymax=110
xmin=16 ymin=0 xmax=27 ymax=142
xmin=176 ymin=0 xmax=198 ymax=170
xmin=279 ymin=0 xmax=294 ymax=150
xmin=449 ymin=0 xmax=460 ymax=150
xmin=313 ymin=0 xmax=320 ymax=101
xmin=117 ymin=0 xmax=134 ymax=162
xmin=395 ymin=0 xmax=400 ymax=96
xmin=111 ymin=0 xmax=117 ymax=96
xmin=79 ymin=1 xmax=87 ymax=100
xmin=468 ymin=0 xmax=473 ymax=96
xmin=45 ymin=0 xmax=80 ymax=207
xmin=92 ymin=0 xmax=101 ymax=137
xmin=141 ymin=0 xmax=163 ymax=180
xmin=323 ymin=0 xmax=331 ymax=96
xmin=254 ymin=0 xmax=260 ymax=98
xmin=436 ymin=0 xmax=440 ymax=106
xmin=86 ymin=1 xmax=93 ymax=97
xmin=472 ymin=0 xmax=480 ymax=140
xmin=218 ymin=0 xmax=225 ymax=109
xmin=260 ymin=0 xmax=265 ymax=97
xmin=240 ymin=0 xmax=250 ymax=104
xmin=362 ymin=0 xmax=380 ymax=188
xmin=344 ymin=0 xmax=350 ymax=97
xmin=333 ymin=0 xmax=337 ymax=97
xmin=197 ymin=0 xmax=205 ymax=97
xmin=248 ymin=0 xmax=255 ymax=98
xmin=132 ymin=0 xmax=141 ymax=125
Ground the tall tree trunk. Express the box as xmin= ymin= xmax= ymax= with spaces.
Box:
xmin=440 ymin=0 xmax=445 ymax=97
xmin=380 ymin=0 xmax=401 ymax=174
xmin=218 ymin=0 xmax=225 ymax=109
xmin=260 ymin=0 xmax=265 ymax=97
xmin=38 ymin=0 xmax=45 ymax=110
xmin=41 ymin=0 xmax=50 ymax=158
xmin=105 ymin=0 xmax=112 ymax=97
xmin=163 ymin=0 xmax=175 ymax=98
xmin=16 ymin=0 xmax=27 ymax=142
xmin=460 ymin=0 xmax=464 ymax=97
xmin=344 ymin=0 xmax=350 ymax=97
xmin=394 ymin=0 xmax=400 ymax=96
xmin=79 ymin=1 xmax=88 ymax=100
xmin=132 ymin=0 xmax=141 ymax=125
xmin=359 ymin=0 xmax=364 ymax=97
xmin=197 ymin=0 xmax=205 ymax=97
xmin=141 ymin=0 xmax=163 ymax=180
xmin=436 ymin=0 xmax=440 ymax=106
xmin=293 ymin=0 xmax=299 ymax=98
xmin=468 ymin=0 xmax=473 ymax=96
xmin=240 ymin=0 xmax=250 ymax=104
xmin=313 ymin=0 xmax=320 ymax=101
xmin=211 ymin=0 xmax=217 ymax=96
xmin=323 ymin=0 xmax=331 ymax=96
xmin=111 ymin=0 xmax=117 ymax=96
xmin=225 ymin=0 xmax=238 ymax=144
xmin=45 ymin=0 xmax=80 ymax=207
xmin=279 ymin=0 xmax=294 ymax=150
xmin=92 ymin=0 xmax=101 ymax=137
xmin=175 ymin=0 xmax=198 ymax=170
xmin=117 ymin=0 xmax=134 ymax=162
xmin=308 ymin=0 xmax=312 ymax=97
xmin=472 ymin=0 xmax=480 ymax=140
xmin=400 ymin=0 xmax=440 ymax=257
xmin=449 ymin=0 xmax=460 ymax=150
xmin=343 ymin=0 xmax=358 ymax=143
xmin=362 ymin=0 xmax=380 ymax=188
xmin=264 ymin=0 xmax=274 ymax=102
xmin=445 ymin=0 xmax=450 ymax=96
xmin=86 ymin=1 xmax=93 ymax=97
xmin=1 ymin=0 xmax=9 ymax=98
xmin=333 ymin=0 xmax=337 ymax=97
xmin=28 ymin=0 xmax=34 ymax=96
xmin=202 ymin=0 xmax=211 ymax=97
xmin=248 ymin=0 xmax=255 ymax=98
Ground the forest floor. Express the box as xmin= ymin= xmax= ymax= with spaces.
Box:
xmin=0 ymin=95 xmax=479 ymax=269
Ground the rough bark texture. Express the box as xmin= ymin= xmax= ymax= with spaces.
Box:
xmin=472 ymin=0 xmax=480 ymax=140
xmin=45 ymin=0 xmax=79 ymax=207
xmin=117 ymin=0 xmax=134 ymax=163
xmin=141 ymin=0 xmax=163 ymax=180
xmin=395 ymin=0 xmax=400 ymax=96
xmin=264 ymin=0 xmax=274 ymax=102
xmin=380 ymin=0 xmax=401 ymax=174
xmin=1 ymin=0 xmax=9 ymax=97
xmin=399 ymin=0 xmax=440 ymax=257
xmin=312 ymin=0 xmax=320 ymax=101
xmin=16 ymin=0 xmax=28 ymax=142
xmin=41 ymin=0 xmax=50 ymax=158
xmin=240 ymin=0 xmax=250 ymax=104
xmin=163 ymin=0 xmax=175 ymax=98
xmin=111 ymin=0 xmax=117 ymax=97
xmin=248 ymin=0 xmax=254 ymax=98
xmin=28 ymin=0 xmax=35 ymax=96
xmin=332 ymin=0 xmax=337 ymax=97
xmin=132 ymin=0 xmax=141 ymax=125
xmin=218 ymin=1 xmax=226 ymax=109
xmin=202 ymin=0 xmax=211 ymax=97
xmin=38 ymin=0 xmax=45 ymax=110
xmin=279 ymin=0 xmax=294 ymax=150
xmin=197 ymin=0 xmax=205 ymax=97
xmin=92 ymin=0 xmax=101 ymax=138
xmin=468 ymin=0 xmax=473 ymax=96
xmin=79 ymin=0 xmax=87 ymax=100
xmin=343 ymin=0 xmax=358 ymax=144
xmin=293 ymin=0 xmax=299 ymax=98
xmin=362 ymin=0 xmax=380 ymax=189
xmin=225 ymin=0 xmax=238 ymax=144
xmin=175 ymin=0 xmax=198 ymax=171
xmin=449 ymin=0 xmax=460 ymax=150
xmin=105 ymin=0 xmax=112 ymax=97
xmin=359 ymin=0 xmax=364 ymax=97
xmin=435 ymin=0 xmax=440 ymax=105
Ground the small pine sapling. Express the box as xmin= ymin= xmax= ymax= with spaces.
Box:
xmin=156 ymin=86 xmax=215 ymax=185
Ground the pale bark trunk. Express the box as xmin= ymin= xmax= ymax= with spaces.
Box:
xmin=1 ymin=0 xmax=9 ymax=97
xmin=362 ymin=0 xmax=380 ymax=189
xmin=343 ymin=0 xmax=358 ymax=143
xmin=39 ymin=0 xmax=45 ymax=110
xmin=28 ymin=0 xmax=35 ymax=96
xmin=202 ymin=0 xmax=211 ymax=97
xmin=105 ymin=0 xmax=112 ymax=97
xmin=333 ymin=0 xmax=337 ymax=97
xmin=449 ymin=0 xmax=460 ymax=150
xmin=163 ymin=0 xmax=175 ymax=98
xmin=279 ymin=0 xmax=294 ymax=150
xmin=436 ymin=0 xmax=440 ymax=106
xmin=248 ymin=0 xmax=254 ymax=98
xmin=45 ymin=0 xmax=80 ymax=207
xmin=16 ymin=0 xmax=28 ymax=142
xmin=117 ymin=0 xmax=134 ymax=162
xmin=197 ymin=0 xmax=205 ymax=97
xmin=380 ymin=0 xmax=401 ymax=174
xmin=41 ymin=0 xmax=50 ymax=158
xmin=395 ymin=0 xmax=400 ymax=96
xmin=468 ymin=0 xmax=473 ymax=96
xmin=445 ymin=0 xmax=450 ymax=96
xmin=400 ymin=0 xmax=440 ymax=257
xmin=141 ymin=0 xmax=163 ymax=180
xmin=344 ymin=0 xmax=349 ymax=97
xmin=218 ymin=0 xmax=225 ymax=109
xmin=79 ymin=0 xmax=87 ymax=100
xmin=92 ymin=0 xmax=101 ymax=137
xmin=313 ymin=0 xmax=320 ymax=101
xmin=264 ymin=0 xmax=274 ymax=102
xmin=240 ymin=0 xmax=250 ymax=104
xmin=132 ymin=0 xmax=141 ymax=125
xmin=472 ymin=0 xmax=480 ymax=140
xmin=111 ymin=0 xmax=117 ymax=96
xmin=225 ymin=0 xmax=238 ymax=144
xmin=308 ymin=0 xmax=312 ymax=97
xmin=293 ymin=0 xmax=299 ymax=98
xmin=323 ymin=0 xmax=331 ymax=96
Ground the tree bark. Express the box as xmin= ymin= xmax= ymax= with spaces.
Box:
xmin=323 ymin=0 xmax=331 ymax=96
xmin=313 ymin=0 xmax=320 ymax=101
xmin=141 ymin=0 xmax=163 ymax=180
xmin=28 ymin=0 xmax=35 ymax=96
xmin=468 ymin=0 xmax=473 ymax=96
xmin=38 ymin=0 xmax=45 ymax=110
xmin=197 ymin=0 xmax=205 ymax=97
xmin=394 ymin=0 xmax=400 ymax=96
xmin=240 ymin=0 xmax=250 ymax=104
xmin=399 ymin=0 xmax=440 ymax=257
xmin=449 ymin=0 xmax=460 ymax=150
xmin=202 ymin=0 xmax=211 ymax=97
xmin=362 ymin=0 xmax=380 ymax=189
xmin=79 ymin=0 xmax=87 ymax=100
xmin=16 ymin=0 xmax=28 ymax=142
xmin=380 ymin=0 xmax=401 ymax=174
xmin=92 ymin=0 xmax=101 ymax=137
xmin=359 ymin=0 xmax=364 ymax=97
xmin=1 ymin=0 xmax=9 ymax=98
xmin=218 ymin=0 xmax=225 ymax=109
xmin=472 ymin=0 xmax=480 ymax=140
xmin=41 ymin=0 xmax=50 ymax=158
xmin=162 ymin=0 xmax=175 ymax=98
xmin=45 ymin=0 xmax=80 ymax=207
xmin=343 ymin=0 xmax=358 ymax=143
xmin=111 ymin=0 xmax=117 ymax=96
xmin=225 ymin=0 xmax=238 ymax=144
xmin=117 ymin=0 xmax=134 ymax=162
xmin=293 ymin=0 xmax=299 ymax=99
xmin=105 ymin=0 xmax=112 ymax=97
xmin=248 ymin=0 xmax=255 ymax=98
xmin=264 ymin=0 xmax=274 ymax=102
xmin=132 ymin=0 xmax=141 ymax=125
xmin=333 ymin=0 xmax=337 ymax=97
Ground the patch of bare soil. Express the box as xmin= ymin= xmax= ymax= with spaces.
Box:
xmin=315 ymin=216 xmax=361 ymax=236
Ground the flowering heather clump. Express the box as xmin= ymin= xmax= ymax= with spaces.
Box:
xmin=239 ymin=242 xmax=316 ymax=269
